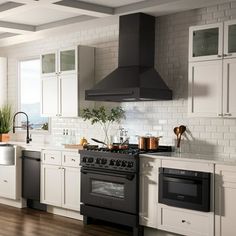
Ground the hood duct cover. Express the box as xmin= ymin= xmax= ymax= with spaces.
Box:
xmin=85 ymin=13 xmax=172 ymax=102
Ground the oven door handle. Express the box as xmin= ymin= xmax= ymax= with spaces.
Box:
xmin=81 ymin=169 xmax=135 ymax=181
xmin=164 ymin=176 xmax=198 ymax=184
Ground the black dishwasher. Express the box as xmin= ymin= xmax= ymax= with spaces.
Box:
xmin=22 ymin=150 xmax=46 ymax=211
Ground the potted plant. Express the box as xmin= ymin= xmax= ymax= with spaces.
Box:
xmin=0 ymin=104 xmax=12 ymax=142
xmin=81 ymin=106 xmax=125 ymax=145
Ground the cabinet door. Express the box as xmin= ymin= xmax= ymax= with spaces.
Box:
xmin=59 ymin=48 xmax=77 ymax=75
xmin=41 ymin=52 xmax=57 ymax=77
xmin=215 ymin=165 xmax=236 ymax=236
xmin=222 ymin=58 xmax=236 ymax=117
xmin=62 ymin=167 xmax=81 ymax=211
xmin=41 ymin=76 xmax=59 ymax=117
xmin=189 ymin=23 xmax=223 ymax=62
xmin=59 ymin=74 xmax=78 ymax=117
xmin=139 ymin=158 xmax=160 ymax=228
xmin=188 ymin=61 xmax=223 ymax=117
xmin=41 ymin=164 xmax=62 ymax=207
xmin=224 ymin=20 xmax=236 ymax=58
xmin=0 ymin=166 xmax=16 ymax=199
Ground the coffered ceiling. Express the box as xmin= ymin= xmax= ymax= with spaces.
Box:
xmin=0 ymin=0 xmax=233 ymax=47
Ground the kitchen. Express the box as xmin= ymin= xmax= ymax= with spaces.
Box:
xmin=0 ymin=0 xmax=236 ymax=235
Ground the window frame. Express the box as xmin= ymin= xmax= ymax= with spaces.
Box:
xmin=17 ymin=56 xmax=51 ymax=134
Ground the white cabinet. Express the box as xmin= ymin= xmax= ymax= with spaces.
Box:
xmin=157 ymin=205 xmax=213 ymax=236
xmin=0 ymin=57 xmax=7 ymax=108
xmin=41 ymin=150 xmax=81 ymax=211
xmin=41 ymin=46 xmax=94 ymax=117
xmin=189 ymin=23 xmax=223 ymax=62
xmin=188 ymin=60 xmax=222 ymax=117
xmin=0 ymin=166 xmax=16 ymax=199
xmin=139 ymin=157 xmax=160 ymax=228
xmin=41 ymin=164 xmax=62 ymax=207
xmin=188 ymin=20 xmax=236 ymax=117
xmin=215 ymin=164 xmax=236 ymax=236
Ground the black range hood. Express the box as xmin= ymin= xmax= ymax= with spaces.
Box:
xmin=85 ymin=13 xmax=172 ymax=102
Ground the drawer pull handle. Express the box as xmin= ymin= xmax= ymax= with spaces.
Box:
xmin=51 ymin=157 xmax=55 ymax=159
xmin=71 ymin=159 xmax=76 ymax=162
xmin=182 ymin=220 xmax=186 ymax=223
xmin=3 ymin=180 xmax=7 ymax=183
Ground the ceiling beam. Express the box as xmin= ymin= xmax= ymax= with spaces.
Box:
xmin=0 ymin=32 xmax=18 ymax=39
xmin=0 ymin=21 xmax=35 ymax=34
xmin=36 ymin=15 xmax=96 ymax=31
xmin=0 ymin=2 xmax=24 ymax=12
xmin=51 ymin=0 xmax=114 ymax=17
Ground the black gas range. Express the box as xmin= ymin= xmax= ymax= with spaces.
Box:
xmin=79 ymin=145 xmax=171 ymax=236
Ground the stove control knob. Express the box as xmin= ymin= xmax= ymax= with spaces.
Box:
xmin=88 ymin=157 xmax=94 ymax=163
xmin=96 ymin=158 xmax=101 ymax=164
xmin=116 ymin=160 xmax=121 ymax=167
xmin=109 ymin=159 xmax=115 ymax=166
xmin=121 ymin=161 xmax=127 ymax=167
xmin=101 ymin=158 xmax=107 ymax=165
xmin=82 ymin=157 xmax=87 ymax=163
xmin=127 ymin=161 xmax=134 ymax=168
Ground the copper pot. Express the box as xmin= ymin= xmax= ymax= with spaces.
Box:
xmin=138 ymin=136 xmax=161 ymax=150
xmin=146 ymin=136 xmax=159 ymax=150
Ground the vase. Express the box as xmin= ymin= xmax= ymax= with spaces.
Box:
xmin=0 ymin=133 xmax=10 ymax=142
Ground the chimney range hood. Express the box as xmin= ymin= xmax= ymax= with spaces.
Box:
xmin=85 ymin=13 xmax=172 ymax=102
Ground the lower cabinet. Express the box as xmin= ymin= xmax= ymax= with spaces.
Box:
xmin=215 ymin=164 xmax=236 ymax=236
xmin=157 ymin=205 xmax=213 ymax=236
xmin=41 ymin=150 xmax=81 ymax=211
xmin=139 ymin=157 xmax=160 ymax=228
xmin=0 ymin=166 xmax=16 ymax=199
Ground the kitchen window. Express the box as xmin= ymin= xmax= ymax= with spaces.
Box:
xmin=19 ymin=58 xmax=49 ymax=131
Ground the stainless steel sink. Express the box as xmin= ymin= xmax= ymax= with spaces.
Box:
xmin=0 ymin=144 xmax=15 ymax=165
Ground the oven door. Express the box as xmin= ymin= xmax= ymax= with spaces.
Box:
xmin=81 ymin=167 xmax=137 ymax=214
xmin=159 ymin=171 xmax=210 ymax=212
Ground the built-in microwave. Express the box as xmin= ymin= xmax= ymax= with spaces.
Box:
xmin=159 ymin=167 xmax=211 ymax=212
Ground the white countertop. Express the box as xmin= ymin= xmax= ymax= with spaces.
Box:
xmin=6 ymin=141 xmax=79 ymax=152
xmin=140 ymin=152 xmax=236 ymax=165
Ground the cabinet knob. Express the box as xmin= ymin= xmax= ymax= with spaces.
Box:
xmin=71 ymin=159 xmax=76 ymax=162
xmin=218 ymin=113 xmax=223 ymax=117
xmin=224 ymin=113 xmax=232 ymax=116
xmin=182 ymin=220 xmax=186 ymax=223
xmin=51 ymin=156 xmax=55 ymax=159
xmin=217 ymin=55 xmax=222 ymax=58
xmin=224 ymin=53 xmax=232 ymax=57
xmin=3 ymin=180 xmax=7 ymax=183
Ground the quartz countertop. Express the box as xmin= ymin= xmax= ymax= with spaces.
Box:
xmin=140 ymin=152 xmax=236 ymax=165
xmin=6 ymin=141 xmax=79 ymax=152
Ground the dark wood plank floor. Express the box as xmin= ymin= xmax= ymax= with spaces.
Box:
xmin=0 ymin=204 xmax=130 ymax=236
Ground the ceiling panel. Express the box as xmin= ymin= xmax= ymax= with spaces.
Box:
xmin=1 ymin=6 xmax=80 ymax=25
xmin=77 ymin=0 xmax=145 ymax=8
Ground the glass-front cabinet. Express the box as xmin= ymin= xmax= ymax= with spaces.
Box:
xmin=189 ymin=23 xmax=223 ymax=62
xmin=41 ymin=47 xmax=76 ymax=77
xmin=224 ymin=20 xmax=236 ymax=58
xmin=41 ymin=52 xmax=57 ymax=76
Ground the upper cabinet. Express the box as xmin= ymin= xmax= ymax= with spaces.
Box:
xmin=41 ymin=46 xmax=94 ymax=118
xmin=41 ymin=47 xmax=77 ymax=77
xmin=189 ymin=20 xmax=236 ymax=62
xmin=189 ymin=23 xmax=223 ymax=62
xmin=188 ymin=20 xmax=236 ymax=117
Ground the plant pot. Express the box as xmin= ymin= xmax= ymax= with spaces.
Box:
xmin=0 ymin=133 xmax=10 ymax=142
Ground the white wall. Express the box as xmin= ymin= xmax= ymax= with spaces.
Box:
xmin=2 ymin=1 xmax=236 ymax=158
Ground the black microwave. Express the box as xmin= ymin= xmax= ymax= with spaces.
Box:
xmin=159 ymin=168 xmax=211 ymax=212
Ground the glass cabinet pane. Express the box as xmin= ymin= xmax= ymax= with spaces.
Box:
xmin=192 ymin=28 xmax=219 ymax=57
xmin=60 ymin=50 xmax=75 ymax=72
xmin=228 ymin=24 xmax=236 ymax=53
xmin=42 ymin=53 xmax=56 ymax=74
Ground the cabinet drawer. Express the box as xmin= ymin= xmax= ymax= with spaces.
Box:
xmin=0 ymin=166 xmax=16 ymax=199
xmin=42 ymin=150 xmax=61 ymax=165
xmin=62 ymin=151 xmax=80 ymax=167
xmin=159 ymin=206 xmax=211 ymax=236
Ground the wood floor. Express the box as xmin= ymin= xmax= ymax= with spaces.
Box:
xmin=0 ymin=204 xmax=130 ymax=236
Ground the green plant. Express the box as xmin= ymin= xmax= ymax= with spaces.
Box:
xmin=0 ymin=104 xmax=12 ymax=134
xmin=81 ymin=106 xmax=125 ymax=144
